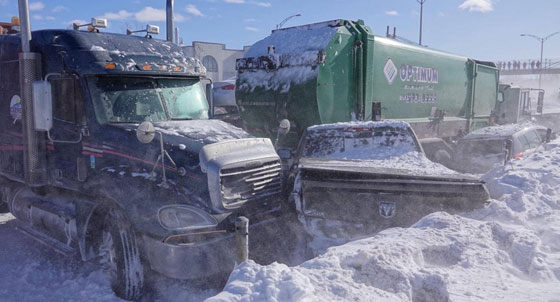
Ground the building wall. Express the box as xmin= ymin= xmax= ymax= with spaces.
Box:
xmin=182 ymin=42 xmax=250 ymax=82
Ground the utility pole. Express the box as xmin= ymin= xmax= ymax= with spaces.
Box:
xmin=520 ymin=31 xmax=560 ymax=88
xmin=417 ymin=0 xmax=426 ymax=45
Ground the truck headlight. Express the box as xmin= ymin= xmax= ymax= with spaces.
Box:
xmin=158 ymin=205 xmax=217 ymax=230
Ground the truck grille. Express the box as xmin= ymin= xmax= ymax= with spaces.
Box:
xmin=220 ymin=160 xmax=282 ymax=205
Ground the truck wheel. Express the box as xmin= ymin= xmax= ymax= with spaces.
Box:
xmin=99 ymin=208 xmax=145 ymax=301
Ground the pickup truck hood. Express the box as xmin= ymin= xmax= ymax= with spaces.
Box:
xmin=298 ymin=156 xmax=478 ymax=183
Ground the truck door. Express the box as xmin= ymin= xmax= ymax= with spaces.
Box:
xmin=47 ymin=76 xmax=87 ymax=186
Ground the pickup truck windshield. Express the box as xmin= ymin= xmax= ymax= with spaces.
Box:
xmin=301 ymin=126 xmax=420 ymax=160
xmin=88 ymin=76 xmax=209 ymax=124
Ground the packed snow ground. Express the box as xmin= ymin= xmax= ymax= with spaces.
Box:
xmin=0 ymin=213 xmax=217 ymax=302
xmin=207 ymin=141 xmax=560 ymax=302
xmin=2 ymin=141 xmax=560 ymax=301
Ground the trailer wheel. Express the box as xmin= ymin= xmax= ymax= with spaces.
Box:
xmin=99 ymin=208 xmax=145 ymax=301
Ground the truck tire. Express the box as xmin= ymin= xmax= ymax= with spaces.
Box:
xmin=99 ymin=208 xmax=145 ymax=301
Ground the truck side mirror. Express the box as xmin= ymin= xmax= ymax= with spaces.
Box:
xmin=136 ymin=121 xmax=155 ymax=144
xmin=537 ymin=91 xmax=544 ymax=114
xmin=206 ymin=83 xmax=214 ymax=119
xmin=32 ymin=81 xmax=53 ymax=131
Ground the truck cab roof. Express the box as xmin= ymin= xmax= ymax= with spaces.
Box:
xmin=0 ymin=29 xmax=206 ymax=77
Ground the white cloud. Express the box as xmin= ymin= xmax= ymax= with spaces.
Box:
xmin=252 ymin=1 xmax=271 ymax=7
xmin=32 ymin=14 xmax=43 ymax=20
xmin=135 ymin=7 xmax=165 ymax=22
xmin=186 ymin=5 xmax=204 ymax=17
xmin=174 ymin=13 xmax=186 ymax=22
xmin=134 ymin=6 xmax=187 ymax=22
xmin=101 ymin=10 xmax=133 ymax=20
xmin=245 ymin=26 xmax=258 ymax=32
xmin=225 ymin=0 xmax=245 ymax=3
xmin=29 ymin=2 xmax=44 ymax=11
xmin=52 ymin=5 xmax=68 ymax=13
xmin=46 ymin=16 xmax=55 ymax=21
xmin=385 ymin=10 xmax=398 ymax=16
xmin=459 ymin=0 xmax=493 ymax=13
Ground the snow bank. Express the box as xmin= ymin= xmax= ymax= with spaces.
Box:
xmin=206 ymin=140 xmax=560 ymax=302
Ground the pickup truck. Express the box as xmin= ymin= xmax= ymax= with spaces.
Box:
xmin=290 ymin=121 xmax=490 ymax=238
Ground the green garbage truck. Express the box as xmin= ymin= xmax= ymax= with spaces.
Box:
xmin=235 ymin=19 xmax=499 ymax=161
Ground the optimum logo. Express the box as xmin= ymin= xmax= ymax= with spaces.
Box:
xmin=383 ymin=58 xmax=397 ymax=85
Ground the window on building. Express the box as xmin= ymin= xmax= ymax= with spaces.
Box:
xmin=202 ymin=55 xmax=218 ymax=73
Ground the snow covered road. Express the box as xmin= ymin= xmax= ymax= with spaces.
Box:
xmin=0 ymin=213 xmax=217 ymax=302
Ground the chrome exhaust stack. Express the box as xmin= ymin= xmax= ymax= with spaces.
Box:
xmin=166 ymin=0 xmax=174 ymax=42
xmin=18 ymin=0 xmax=47 ymax=186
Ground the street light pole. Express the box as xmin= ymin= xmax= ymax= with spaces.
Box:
xmin=417 ymin=0 xmax=426 ymax=45
xmin=520 ymin=31 xmax=560 ymax=88
xmin=276 ymin=14 xmax=301 ymax=30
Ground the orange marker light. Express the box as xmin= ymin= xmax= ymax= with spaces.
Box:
xmin=158 ymin=65 xmax=167 ymax=71
xmin=104 ymin=63 xmax=116 ymax=69
xmin=142 ymin=64 xmax=152 ymax=70
xmin=172 ymin=65 xmax=181 ymax=71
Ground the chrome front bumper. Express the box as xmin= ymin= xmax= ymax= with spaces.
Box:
xmin=142 ymin=231 xmax=236 ymax=280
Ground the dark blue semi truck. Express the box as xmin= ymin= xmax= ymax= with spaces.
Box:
xmin=0 ymin=24 xmax=283 ymax=300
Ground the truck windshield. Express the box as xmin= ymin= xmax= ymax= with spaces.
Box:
xmin=301 ymin=126 xmax=420 ymax=160
xmin=88 ymin=76 xmax=209 ymax=124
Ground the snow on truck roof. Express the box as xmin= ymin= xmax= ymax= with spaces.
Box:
xmin=464 ymin=122 xmax=545 ymax=139
xmin=307 ymin=120 xmax=412 ymax=132
xmin=244 ymin=20 xmax=339 ymax=58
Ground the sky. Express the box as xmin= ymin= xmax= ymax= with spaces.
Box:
xmin=2 ymin=0 xmax=559 ymax=61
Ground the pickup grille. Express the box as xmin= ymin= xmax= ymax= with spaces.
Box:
xmin=220 ymin=160 xmax=282 ymax=205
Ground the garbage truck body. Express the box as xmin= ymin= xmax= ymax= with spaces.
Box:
xmin=236 ymin=19 xmax=499 ymax=153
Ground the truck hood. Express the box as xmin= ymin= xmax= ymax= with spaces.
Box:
xmin=111 ymin=120 xmax=251 ymax=153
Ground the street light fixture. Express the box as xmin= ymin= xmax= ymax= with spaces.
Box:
xmin=276 ymin=14 xmax=301 ymax=30
xmin=520 ymin=31 xmax=560 ymax=88
xmin=417 ymin=0 xmax=426 ymax=45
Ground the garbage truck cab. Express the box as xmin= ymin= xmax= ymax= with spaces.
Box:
xmin=0 ymin=27 xmax=282 ymax=300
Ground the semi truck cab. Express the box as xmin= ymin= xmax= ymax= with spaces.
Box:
xmin=0 ymin=28 xmax=282 ymax=300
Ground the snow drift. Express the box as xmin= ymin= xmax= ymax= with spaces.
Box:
xmin=206 ymin=142 xmax=560 ymax=302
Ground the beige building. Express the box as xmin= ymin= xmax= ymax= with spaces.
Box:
xmin=182 ymin=41 xmax=250 ymax=82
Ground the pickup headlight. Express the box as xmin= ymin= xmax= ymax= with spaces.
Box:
xmin=158 ymin=205 xmax=217 ymax=231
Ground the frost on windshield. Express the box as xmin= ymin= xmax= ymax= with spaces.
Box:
xmin=302 ymin=126 xmax=418 ymax=160
xmin=89 ymin=77 xmax=209 ymax=124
